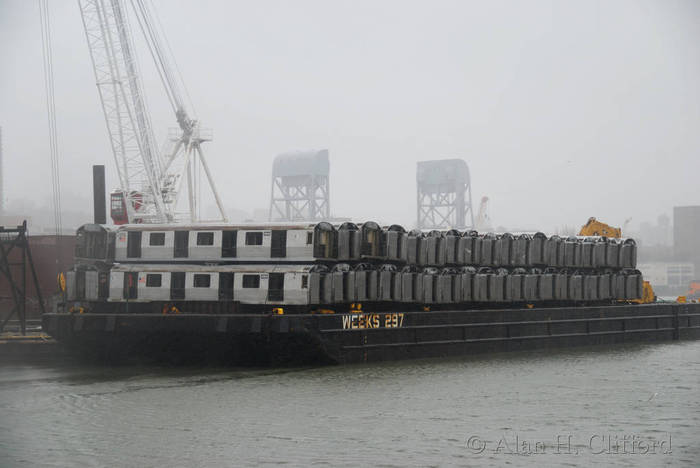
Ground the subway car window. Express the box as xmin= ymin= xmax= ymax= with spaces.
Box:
xmin=306 ymin=232 xmax=313 ymax=245
xmin=242 ymin=274 xmax=260 ymax=288
xmin=76 ymin=228 xmax=109 ymax=259
xmin=146 ymin=274 xmax=162 ymax=287
xmin=301 ymin=275 xmax=308 ymax=289
xmin=149 ymin=233 xmax=165 ymax=246
xmin=245 ymin=232 xmax=263 ymax=245
xmin=74 ymin=231 xmax=87 ymax=257
xmin=193 ymin=274 xmax=211 ymax=288
xmin=197 ymin=232 xmax=214 ymax=246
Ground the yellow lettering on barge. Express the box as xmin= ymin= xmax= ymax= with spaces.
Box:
xmin=341 ymin=313 xmax=404 ymax=330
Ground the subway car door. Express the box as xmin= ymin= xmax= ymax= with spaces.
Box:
xmin=123 ymin=272 xmax=138 ymax=299
xmin=267 ymin=273 xmax=284 ymax=301
xmin=271 ymin=230 xmax=287 ymax=258
xmin=222 ymin=230 xmax=237 ymax=258
xmin=127 ymin=232 xmax=142 ymax=258
xmin=170 ymin=272 xmax=186 ymax=300
xmin=219 ymin=272 xmax=234 ymax=300
xmin=174 ymin=231 xmax=189 ymax=258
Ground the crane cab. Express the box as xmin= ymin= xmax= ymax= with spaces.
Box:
xmin=110 ymin=190 xmax=145 ymax=224
xmin=110 ymin=191 xmax=128 ymax=225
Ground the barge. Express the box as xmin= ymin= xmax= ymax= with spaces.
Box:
xmin=41 ymin=221 xmax=700 ymax=365
xmin=42 ymin=303 xmax=700 ymax=365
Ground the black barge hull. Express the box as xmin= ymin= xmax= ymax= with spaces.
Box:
xmin=42 ymin=303 xmax=700 ymax=365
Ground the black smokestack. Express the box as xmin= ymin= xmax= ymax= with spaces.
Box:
xmin=93 ymin=165 xmax=106 ymax=224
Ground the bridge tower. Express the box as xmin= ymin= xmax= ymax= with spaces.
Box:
xmin=269 ymin=149 xmax=330 ymax=221
xmin=416 ymin=159 xmax=474 ymax=229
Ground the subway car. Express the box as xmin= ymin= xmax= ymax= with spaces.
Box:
xmin=76 ymin=222 xmax=637 ymax=269
xmin=65 ymin=261 xmax=643 ymax=314
xmin=66 ymin=263 xmax=316 ymax=314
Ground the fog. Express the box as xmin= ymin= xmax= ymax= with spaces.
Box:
xmin=1 ymin=0 xmax=699 ymax=234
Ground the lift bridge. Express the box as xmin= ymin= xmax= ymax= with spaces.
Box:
xmin=269 ymin=150 xmax=330 ymax=222
xmin=417 ymin=159 xmax=474 ymax=230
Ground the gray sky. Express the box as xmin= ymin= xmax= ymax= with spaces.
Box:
xmin=1 ymin=0 xmax=699 ymax=232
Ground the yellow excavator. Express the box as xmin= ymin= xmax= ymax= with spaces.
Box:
xmin=579 ymin=217 xmax=622 ymax=238
xmin=579 ymin=217 xmax=655 ymax=304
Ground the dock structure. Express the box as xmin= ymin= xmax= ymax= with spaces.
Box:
xmin=0 ymin=126 xmax=3 ymax=216
xmin=0 ymin=222 xmax=45 ymax=335
xmin=0 ymin=326 xmax=61 ymax=360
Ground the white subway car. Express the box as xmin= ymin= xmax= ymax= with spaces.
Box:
xmin=65 ymin=263 xmax=643 ymax=311
xmin=77 ymin=222 xmax=637 ymax=269
xmin=113 ymin=223 xmax=319 ymax=263
xmin=108 ymin=264 xmax=314 ymax=305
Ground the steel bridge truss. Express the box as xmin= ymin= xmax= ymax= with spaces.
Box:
xmin=417 ymin=190 xmax=468 ymax=229
xmin=269 ymin=175 xmax=330 ymax=221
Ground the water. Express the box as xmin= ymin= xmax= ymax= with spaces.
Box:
xmin=1 ymin=341 xmax=698 ymax=467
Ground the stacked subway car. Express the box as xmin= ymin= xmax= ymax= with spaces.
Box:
xmin=66 ymin=221 xmax=643 ymax=314
xmin=310 ymin=222 xmax=642 ymax=307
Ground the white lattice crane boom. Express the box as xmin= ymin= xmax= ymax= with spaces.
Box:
xmin=79 ymin=0 xmax=227 ymax=224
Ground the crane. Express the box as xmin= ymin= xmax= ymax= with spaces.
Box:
xmin=475 ymin=196 xmax=492 ymax=232
xmin=78 ymin=0 xmax=227 ymax=224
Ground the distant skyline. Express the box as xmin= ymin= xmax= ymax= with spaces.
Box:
xmin=1 ymin=0 xmax=699 ymax=233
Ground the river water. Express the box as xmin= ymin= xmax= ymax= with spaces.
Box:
xmin=1 ymin=341 xmax=698 ymax=467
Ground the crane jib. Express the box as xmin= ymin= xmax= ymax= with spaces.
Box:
xmin=78 ymin=0 xmax=227 ymax=224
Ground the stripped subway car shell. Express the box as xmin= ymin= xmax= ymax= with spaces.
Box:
xmin=108 ymin=264 xmax=312 ymax=307
xmin=76 ymin=222 xmax=639 ymax=270
xmin=110 ymin=223 xmax=317 ymax=263
xmin=65 ymin=220 xmax=645 ymax=315
xmin=64 ymin=262 xmax=644 ymax=312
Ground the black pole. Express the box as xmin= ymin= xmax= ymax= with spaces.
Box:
xmin=20 ymin=224 xmax=26 ymax=335
xmin=93 ymin=165 xmax=106 ymax=224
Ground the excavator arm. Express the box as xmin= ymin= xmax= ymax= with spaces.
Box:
xmin=578 ymin=217 xmax=622 ymax=238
